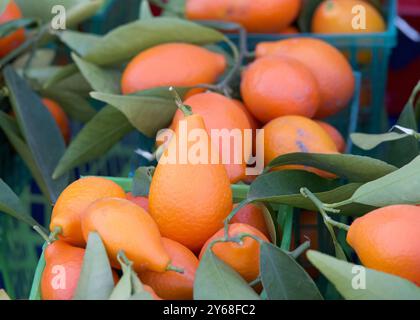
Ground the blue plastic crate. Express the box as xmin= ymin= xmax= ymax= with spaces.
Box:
xmin=82 ymin=0 xmax=141 ymax=35
xmin=227 ymin=0 xmax=397 ymax=134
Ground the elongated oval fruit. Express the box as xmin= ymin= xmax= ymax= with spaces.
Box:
xmin=185 ymin=0 xmax=301 ymax=33
xmin=50 ymin=177 xmax=126 ymax=247
xmin=347 ymin=205 xmax=420 ymax=286
xmin=139 ymin=238 xmax=199 ymax=300
xmin=149 ymin=104 xmax=233 ymax=253
xmin=41 ymin=240 xmax=84 ymax=300
xmin=121 ymin=43 xmax=226 ymax=96
xmin=81 ymin=197 xmax=170 ymax=273
xmin=256 ymin=38 xmax=355 ymax=118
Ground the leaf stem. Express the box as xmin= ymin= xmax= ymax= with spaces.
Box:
xmin=248 ymin=276 xmax=261 ymax=287
xmin=166 ymin=264 xmax=184 ymax=274
xmin=33 ymin=225 xmax=51 ymax=244
xmin=169 ymin=86 xmax=192 ymax=116
xmin=48 ymin=226 xmax=62 ymax=242
xmin=223 ymin=199 xmax=251 ymax=239
xmin=289 ymin=240 xmax=311 ymax=259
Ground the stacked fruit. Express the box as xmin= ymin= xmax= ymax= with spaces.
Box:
xmin=185 ymin=0 xmax=386 ymax=34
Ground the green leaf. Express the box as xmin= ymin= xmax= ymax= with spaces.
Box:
xmin=139 ymin=0 xmax=153 ymax=20
xmin=109 ymin=260 xmax=132 ymax=300
xmin=154 ymin=0 xmax=185 ymax=17
xmin=3 ymin=66 xmax=68 ymax=203
xmin=307 ymin=250 xmax=420 ymax=300
xmin=43 ymin=64 xmax=79 ymax=89
xmin=90 ymin=87 xmax=189 ymax=137
xmin=83 ymin=17 xmax=226 ymax=66
xmin=351 ymin=132 xmax=409 ymax=150
xmin=194 ymin=250 xmax=261 ymax=300
xmin=0 ymin=179 xmax=41 ymax=228
xmin=58 ymin=30 xmax=102 ymax=56
xmin=259 ymin=204 xmax=277 ymax=245
xmin=277 ymin=205 xmax=293 ymax=250
xmin=0 ymin=18 xmax=36 ymax=37
xmin=72 ymin=53 xmax=121 ymax=94
xmin=74 ymin=232 xmax=115 ymax=300
xmin=249 ymin=171 xmax=374 ymax=216
xmin=132 ymin=166 xmax=155 ymax=197
xmin=129 ymin=292 xmax=154 ymax=300
xmin=40 ymin=89 xmax=96 ymax=123
xmin=0 ymin=111 xmax=50 ymax=198
xmin=265 ymin=153 xmax=397 ymax=183
xmin=53 ymin=105 xmax=134 ymax=179
xmin=14 ymin=48 xmax=55 ymax=69
xmin=260 ymin=243 xmax=323 ymax=300
xmin=341 ymin=155 xmax=420 ymax=207
xmin=28 ymin=243 xmax=47 ymax=300
xmin=0 ymin=289 xmax=10 ymax=300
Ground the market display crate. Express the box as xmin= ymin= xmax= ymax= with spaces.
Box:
xmin=227 ymin=0 xmax=397 ymax=134
xmin=26 ymin=71 xmax=362 ymax=300
xmin=81 ymin=0 xmax=142 ymax=34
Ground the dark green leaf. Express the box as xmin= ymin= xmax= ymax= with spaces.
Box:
xmin=260 ymin=243 xmax=323 ymax=300
xmin=194 ymin=250 xmax=261 ymax=300
xmin=83 ymin=17 xmax=226 ymax=65
xmin=0 ymin=178 xmax=40 ymax=228
xmin=132 ymin=166 xmax=155 ymax=197
xmin=90 ymin=87 xmax=189 ymax=137
xmin=65 ymin=0 xmax=106 ymax=28
xmin=41 ymin=89 xmax=96 ymax=123
xmin=43 ymin=64 xmax=79 ymax=89
xmin=0 ymin=111 xmax=50 ymax=198
xmin=307 ymin=250 xmax=420 ymax=300
xmin=341 ymin=155 xmax=420 ymax=207
xmin=58 ymin=30 xmax=102 ymax=56
xmin=265 ymin=153 xmax=397 ymax=183
xmin=74 ymin=232 xmax=115 ymax=300
xmin=53 ymin=105 xmax=134 ymax=179
xmin=248 ymin=171 xmax=373 ymax=216
xmin=14 ymin=48 xmax=55 ymax=69
xmin=4 ymin=66 xmax=68 ymax=203
xmin=351 ymin=132 xmax=409 ymax=150
xmin=72 ymin=53 xmax=121 ymax=94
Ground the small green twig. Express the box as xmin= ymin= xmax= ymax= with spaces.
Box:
xmin=166 ymin=264 xmax=184 ymax=274
xmin=248 ymin=276 xmax=261 ymax=287
xmin=223 ymin=199 xmax=251 ymax=239
xmin=33 ymin=225 xmax=51 ymax=244
xmin=48 ymin=226 xmax=62 ymax=243
xmin=169 ymin=86 xmax=192 ymax=116
xmin=289 ymin=240 xmax=311 ymax=259
xmin=300 ymin=188 xmax=349 ymax=231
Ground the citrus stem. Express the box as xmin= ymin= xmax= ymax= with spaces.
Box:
xmin=300 ymin=188 xmax=349 ymax=231
xmin=33 ymin=225 xmax=51 ymax=244
xmin=169 ymin=86 xmax=192 ymax=116
xmin=117 ymin=250 xmax=133 ymax=267
xmin=289 ymin=240 xmax=311 ymax=259
xmin=249 ymin=276 xmax=261 ymax=287
xmin=223 ymin=199 xmax=251 ymax=239
xmin=166 ymin=264 xmax=184 ymax=274
xmin=48 ymin=226 xmax=62 ymax=242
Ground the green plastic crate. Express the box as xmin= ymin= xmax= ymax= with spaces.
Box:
xmin=228 ymin=0 xmax=397 ymax=134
